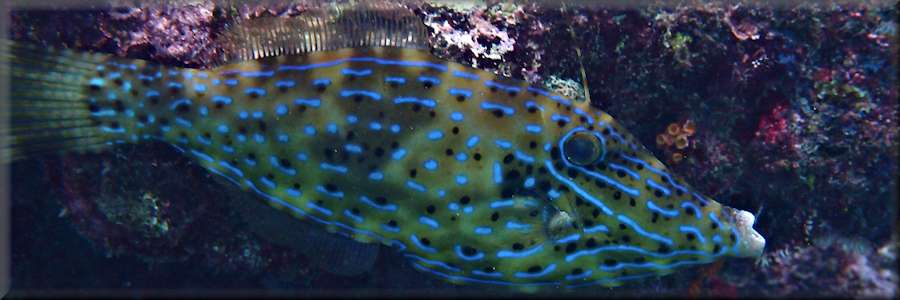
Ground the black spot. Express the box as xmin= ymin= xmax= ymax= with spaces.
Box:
xmin=654 ymin=190 xmax=663 ymax=198
xmin=658 ymin=244 xmax=671 ymax=254
xmin=512 ymin=243 xmax=524 ymax=250
xmin=629 ymin=198 xmax=636 ymax=206
xmin=324 ymin=183 xmax=338 ymax=192
xmin=391 ymin=141 xmax=399 ymax=149
xmin=713 ymin=244 xmax=722 ymax=253
xmin=730 ymin=233 xmax=737 ymax=242
xmin=412 ymin=104 xmax=421 ymax=112
xmin=452 ymin=127 xmax=460 ymax=135
xmin=684 ymin=206 xmax=695 ymax=216
xmin=613 ymin=191 xmax=621 ymax=200
xmin=529 ymin=210 xmax=539 ymax=217
xmin=429 ymin=111 xmax=436 ymax=118
xmin=257 ymin=121 xmax=267 ymax=132
xmin=622 ymin=235 xmax=631 ymax=243
xmin=174 ymin=102 xmax=190 ymax=113
xmin=473 ymin=153 xmax=482 ymax=161
xmin=387 ymin=219 xmax=397 ymax=227
xmin=636 ymin=164 xmax=644 ymax=170
xmin=618 ymin=223 xmax=626 ymax=230
xmin=527 ymin=106 xmax=537 ymax=113
xmin=445 ymin=148 xmax=454 ymax=156
xmin=483 ymin=266 xmax=496 ymax=273
xmin=137 ymin=114 xmax=148 ymax=123
xmin=462 ymin=246 xmax=477 ymax=256
xmin=374 ymin=147 xmax=385 ymax=157
xmin=489 ymin=86 xmax=498 ymax=93
xmin=293 ymin=183 xmax=301 ymax=189
xmin=651 ymin=212 xmax=659 ymax=223
xmin=109 ymin=121 xmax=120 ymax=129
xmin=426 ymin=205 xmax=436 ymax=214
xmin=456 ymin=95 xmax=466 ymax=102
xmin=566 ymin=168 xmax=579 ymax=178
xmin=616 ymin=170 xmax=626 ymax=178
xmin=490 ymin=212 xmax=500 ymax=222
xmin=113 ymin=100 xmax=124 ymax=112
xmin=603 ymin=259 xmax=617 ymax=266
xmin=422 ymin=81 xmax=433 ymax=89
xmin=88 ymin=103 xmax=100 ymax=112
xmin=279 ymin=158 xmax=291 ymax=168
xmin=572 ymin=268 xmax=583 ymax=275
xmin=375 ymin=197 xmax=388 ymax=205
xmin=527 ymin=266 xmax=542 ymax=273
xmin=586 ymin=238 xmax=597 ymax=248
xmin=353 ymin=95 xmax=363 ymax=103
xmin=247 ymin=153 xmax=257 ymax=160
xmin=565 ymin=243 xmax=577 ymax=253
xmin=346 ymin=131 xmax=355 ymax=141
xmin=711 ymin=222 xmax=719 ymax=230
xmin=591 ymin=209 xmax=600 ymax=218
xmin=504 ymin=170 xmax=520 ymax=180
xmin=420 ymin=237 xmax=431 ymax=246
xmin=686 ymin=233 xmax=695 ymax=241
xmin=538 ymin=181 xmax=552 ymax=191
xmin=409 ymin=169 xmax=417 ymax=178
xmin=502 ymin=154 xmax=515 ymax=164
xmin=460 ymin=196 xmax=471 ymax=204
xmin=315 ymin=82 xmax=327 ymax=92
xmin=508 ymin=90 xmax=518 ymax=97
xmin=528 ymin=141 xmax=537 ymax=149
xmin=557 ymin=120 xmax=568 ymax=127
xmin=492 ymin=110 xmax=504 ymax=118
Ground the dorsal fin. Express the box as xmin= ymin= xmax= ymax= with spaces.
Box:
xmin=220 ymin=1 xmax=429 ymax=62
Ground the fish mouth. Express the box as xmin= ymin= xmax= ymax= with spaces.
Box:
xmin=724 ymin=206 xmax=766 ymax=258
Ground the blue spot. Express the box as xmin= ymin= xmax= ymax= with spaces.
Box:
xmin=390 ymin=124 xmax=401 ymax=133
xmin=544 ymin=160 xmax=615 ymax=216
xmin=646 ymin=200 xmax=679 ymax=217
xmin=312 ymin=78 xmax=332 ymax=86
xmin=498 ymin=244 xmax=544 ymax=258
xmin=394 ymin=97 xmax=437 ymax=108
xmin=368 ymin=171 xmax=384 ymax=181
xmin=455 ymin=152 xmax=468 ymax=161
xmin=307 ymin=202 xmax=333 ymax=216
xmin=341 ymin=68 xmax=373 ymax=77
xmin=424 ymin=159 xmax=438 ymax=170
xmin=454 ymin=245 xmax=485 ymax=261
xmin=448 ymin=88 xmax=472 ymax=98
xmin=253 ymin=134 xmax=265 ymax=144
xmin=175 ymin=117 xmax=193 ymax=128
xmin=344 ymin=144 xmax=363 ymax=153
xmin=89 ymin=78 xmax=105 ymax=88
xmin=326 ymin=123 xmax=338 ymax=134
xmin=277 ymin=134 xmax=289 ymax=143
xmin=239 ymin=111 xmax=249 ymax=119
xmin=514 ymin=150 xmax=535 ymax=163
xmin=193 ymin=84 xmax=207 ymax=93
xmin=555 ymin=234 xmax=581 ymax=244
xmin=494 ymin=139 xmax=512 ymax=149
xmin=466 ymin=136 xmax=480 ymax=148
xmin=169 ymin=98 xmax=192 ymax=111
xmin=410 ymin=234 xmax=437 ymax=253
xmin=369 ymin=122 xmax=382 ymax=131
xmin=304 ymin=125 xmax=317 ymax=136
xmin=392 ymin=148 xmax=407 ymax=160
xmin=198 ymin=106 xmax=208 ymax=116
xmin=493 ymin=162 xmax=502 ymax=184
xmin=427 ymin=131 xmax=444 ymax=140
xmin=245 ymin=87 xmax=267 ymax=97
xmin=618 ymin=214 xmax=673 ymax=245
xmin=406 ymin=180 xmax=427 ymax=192
xmin=456 ymin=175 xmax=467 ymax=185
xmin=480 ymin=101 xmax=515 ymax=116
xmin=524 ymin=177 xmax=535 ymax=188
xmin=294 ymin=98 xmax=321 ymax=108
xmin=276 ymin=80 xmax=296 ymax=89
xmin=551 ymin=114 xmax=571 ymax=123
xmin=320 ymin=162 xmax=348 ymax=174
xmin=645 ymin=178 xmax=672 ymax=196
xmin=474 ymin=227 xmax=492 ymax=235
xmin=217 ymin=124 xmax=229 ymax=133
xmin=275 ymin=104 xmax=288 ymax=116
xmin=679 ymin=226 xmax=707 ymax=244
xmin=514 ymin=264 xmax=556 ymax=279
xmin=344 ymin=210 xmax=364 ymax=223
xmin=525 ymin=124 xmax=542 ymax=133
xmin=608 ymin=163 xmax=640 ymax=180
xmin=212 ymin=95 xmax=232 ymax=105
xmin=359 ymin=195 xmax=397 ymax=212
xmin=252 ymin=111 xmax=264 ymax=119
xmin=452 ymin=70 xmax=479 ymax=80
xmin=418 ymin=76 xmax=441 ymax=86
xmin=419 ymin=216 xmax=440 ymax=229
xmin=385 ymin=76 xmax=406 ymax=85
xmin=224 ymin=79 xmax=238 ymax=86
xmin=506 ymin=221 xmax=532 ymax=231
xmin=340 ymin=89 xmax=382 ymax=101
xmin=450 ymin=111 xmax=464 ymax=122
xmin=316 ymin=185 xmax=345 ymax=199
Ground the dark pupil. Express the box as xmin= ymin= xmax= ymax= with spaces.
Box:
xmin=564 ymin=135 xmax=597 ymax=165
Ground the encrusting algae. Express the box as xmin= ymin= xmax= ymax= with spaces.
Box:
xmin=0 ymin=3 xmax=765 ymax=290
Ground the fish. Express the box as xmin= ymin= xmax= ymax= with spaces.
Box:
xmin=1 ymin=3 xmax=765 ymax=290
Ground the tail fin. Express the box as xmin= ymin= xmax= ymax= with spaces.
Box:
xmin=1 ymin=40 xmax=136 ymax=162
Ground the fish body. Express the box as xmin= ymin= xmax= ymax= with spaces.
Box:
xmin=3 ymin=10 xmax=764 ymax=289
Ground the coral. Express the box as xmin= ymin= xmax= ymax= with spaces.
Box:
xmin=655 ymin=119 xmax=697 ymax=164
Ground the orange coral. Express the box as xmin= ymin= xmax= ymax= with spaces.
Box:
xmin=675 ymin=135 xmax=690 ymax=149
xmin=682 ymin=120 xmax=696 ymax=136
xmin=657 ymin=119 xmax=697 ymax=164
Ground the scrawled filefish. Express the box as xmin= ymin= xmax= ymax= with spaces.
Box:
xmin=2 ymin=4 xmax=765 ymax=290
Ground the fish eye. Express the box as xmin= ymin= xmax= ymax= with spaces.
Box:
xmin=562 ymin=131 xmax=604 ymax=166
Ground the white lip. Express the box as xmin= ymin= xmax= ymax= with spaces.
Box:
xmin=728 ymin=208 xmax=766 ymax=258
